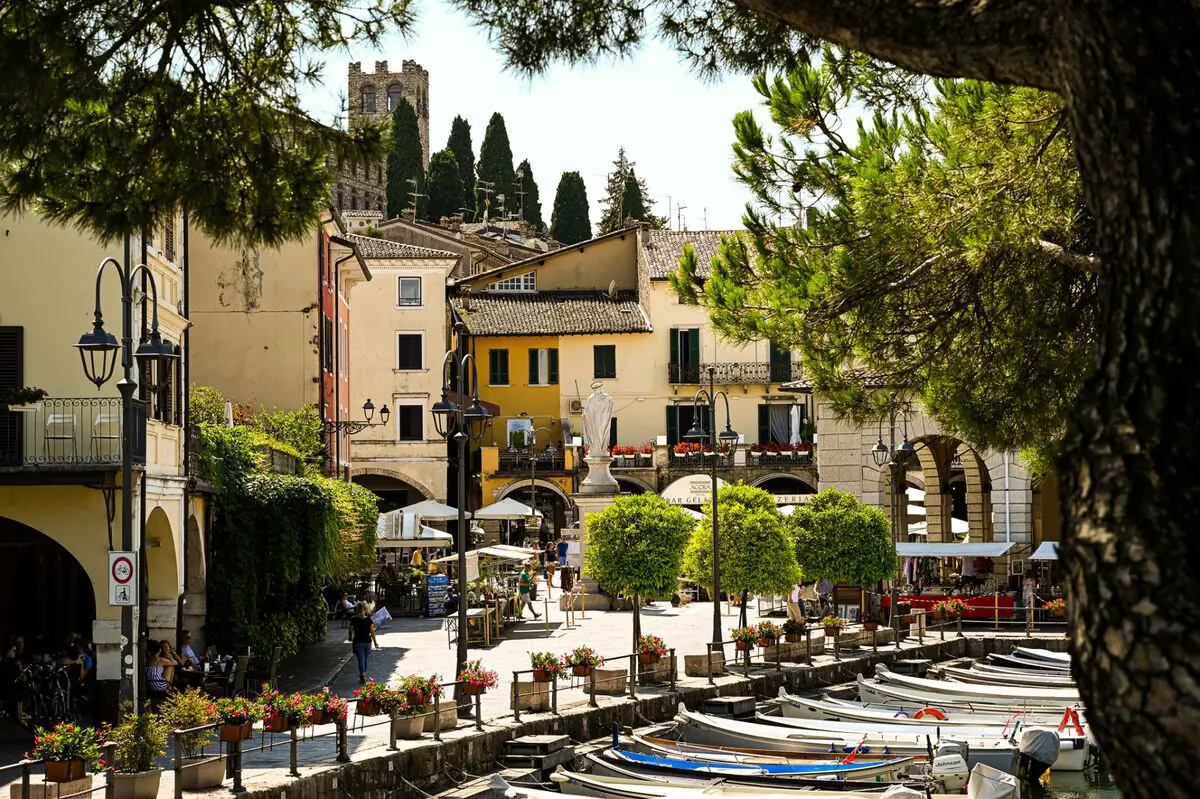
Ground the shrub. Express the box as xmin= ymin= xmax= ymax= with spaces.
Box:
xmin=189 ymin=385 xmax=228 ymax=426
xmin=30 ymin=723 xmax=103 ymax=764
xmin=105 ymin=709 xmax=168 ymax=773
xmin=159 ymin=690 xmax=217 ymax=758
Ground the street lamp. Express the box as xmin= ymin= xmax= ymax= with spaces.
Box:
xmin=516 ymin=414 xmax=554 ymax=547
xmin=683 ymin=366 xmax=740 ymax=648
xmin=324 ymin=398 xmax=391 ymax=435
xmin=871 ymin=408 xmax=914 ymax=628
xmin=431 ymin=325 xmax=492 ymax=715
xmin=75 ymin=254 xmax=179 ymax=711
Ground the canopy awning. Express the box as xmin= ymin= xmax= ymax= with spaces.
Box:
xmin=896 ymin=542 xmax=1016 ymax=558
xmin=399 ymin=499 xmax=468 ymax=521
xmin=1029 ymin=541 xmax=1060 ymax=561
xmin=432 ymin=545 xmax=540 ymax=564
xmin=473 ymin=498 xmax=536 ymax=520
xmin=375 ymin=510 xmax=454 ymax=548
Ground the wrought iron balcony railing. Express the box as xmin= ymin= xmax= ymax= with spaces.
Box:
xmin=0 ymin=397 xmax=147 ymax=468
xmin=668 ymin=362 xmax=804 ymax=385
xmin=496 ymin=447 xmax=567 ymax=474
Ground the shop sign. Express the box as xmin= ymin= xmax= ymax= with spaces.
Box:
xmin=660 ymin=475 xmax=728 ymax=506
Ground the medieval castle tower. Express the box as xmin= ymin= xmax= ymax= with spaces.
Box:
xmin=334 ymin=60 xmax=430 ymax=213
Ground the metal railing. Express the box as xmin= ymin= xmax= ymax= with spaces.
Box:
xmin=668 ymin=362 xmax=804 ymax=385
xmin=667 ymin=447 xmax=734 ymax=468
xmin=510 ymin=648 xmax=677 ymax=724
xmin=496 ymin=447 xmax=567 ymax=474
xmin=746 ymin=445 xmax=816 ymax=466
xmin=0 ymin=398 xmax=146 ymax=467
xmin=3 ymin=743 xmax=116 ymax=799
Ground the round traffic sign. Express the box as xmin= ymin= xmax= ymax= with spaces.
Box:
xmin=111 ymin=555 xmax=134 ymax=584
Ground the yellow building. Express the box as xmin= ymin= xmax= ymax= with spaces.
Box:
xmin=0 ymin=213 xmax=200 ymax=712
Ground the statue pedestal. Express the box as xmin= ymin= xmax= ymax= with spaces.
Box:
xmin=565 ymin=489 xmax=620 ymax=611
xmin=579 ymin=455 xmax=618 ymax=494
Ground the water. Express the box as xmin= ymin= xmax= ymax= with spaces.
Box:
xmin=1034 ymin=770 xmax=1121 ymax=799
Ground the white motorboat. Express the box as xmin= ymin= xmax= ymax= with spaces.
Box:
xmin=1012 ymin=646 xmax=1071 ymax=665
xmin=625 ymin=736 xmax=914 ymax=776
xmin=675 ymin=708 xmax=1020 ymax=774
xmin=984 ymin=652 xmax=1071 ymax=672
xmin=967 ymin=661 xmax=1076 ymax=682
xmin=858 ymin=674 xmax=1078 ymax=712
xmin=755 ymin=712 xmax=1087 ymax=771
xmin=545 ymin=769 xmax=970 ymax=799
xmin=938 ymin=664 xmax=1078 ymax=688
xmin=778 ymin=691 xmax=1077 ymax=729
xmin=592 ymin=749 xmax=914 ymax=782
xmin=806 ymin=693 xmax=1084 ymax=726
xmin=871 ymin=666 xmax=1081 ymax=705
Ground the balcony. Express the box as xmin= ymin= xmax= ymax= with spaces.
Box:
xmin=668 ymin=362 xmax=805 ymax=385
xmin=0 ymin=398 xmax=147 ymax=469
xmin=496 ymin=447 xmax=568 ymax=475
xmin=667 ymin=445 xmax=735 ymax=468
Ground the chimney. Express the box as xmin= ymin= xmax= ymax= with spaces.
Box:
xmin=402 ymin=207 xmax=416 ymax=222
xmin=461 ymin=286 xmax=472 ymax=312
xmin=639 ymin=221 xmax=650 ymax=245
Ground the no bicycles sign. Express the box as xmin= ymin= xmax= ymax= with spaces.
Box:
xmin=109 ymin=551 xmax=137 ymax=607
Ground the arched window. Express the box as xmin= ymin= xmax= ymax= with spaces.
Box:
xmin=350 ymin=190 xmax=358 ymax=209
xmin=337 ymin=189 xmax=344 ymax=208
xmin=362 ymin=85 xmax=376 ymax=113
xmin=388 ymin=85 xmax=404 ymax=112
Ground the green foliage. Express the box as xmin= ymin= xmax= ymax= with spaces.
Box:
xmin=0 ymin=0 xmax=409 ymax=244
xmin=550 ymin=171 xmax=592 ymax=245
xmin=598 ymin=148 xmax=665 ymax=233
xmin=683 ymin=484 xmax=801 ymax=598
xmin=516 ymin=159 xmax=544 ymax=230
xmin=386 ymin=98 xmax=425 ymax=219
xmin=477 ymin=113 xmax=516 ymax=215
xmin=104 ymin=709 xmax=168 ymax=773
xmin=447 ymin=116 xmax=476 ymax=216
xmin=671 ymin=56 xmax=1093 ymax=461
xmin=584 ymin=493 xmax=695 ymax=600
xmin=189 ymin=386 xmax=227 ymax=427
xmin=426 ymin=150 xmax=465 ymax=223
xmin=789 ymin=489 xmax=895 ymax=586
xmin=159 ymin=690 xmax=216 ymax=758
xmin=251 ymin=405 xmax=326 ymax=461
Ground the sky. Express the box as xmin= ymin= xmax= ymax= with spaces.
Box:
xmin=297 ymin=2 xmax=775 ymax=231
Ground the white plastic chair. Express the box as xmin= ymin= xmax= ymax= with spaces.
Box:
xmin=43 ymin=412 xmax=77 ymax=460
xmin=92 ymin=411 xmax=121 ymax=460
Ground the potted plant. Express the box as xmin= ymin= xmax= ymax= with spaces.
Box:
xmin=105 ymin=710 xmax=168 ymax=799
xmin=400 ymin=675 xmax=440 ymax=707
xmin=258 ymin=685 xmax=309 ymax=734
xmin=862 ymin=607 xmax=883 ymax=632
xmin=822 ymin=615 xmax=847 ymax=636
xmin=932 ymin=598 xmax=970 ymax=620
xmin=0 ymin=386 xmax=48 ymax=409
xmin=354 ymin=680 xmax=391 ymax=716
xmin=215 ymin=696 xmax=260 ymax=742
xmin=31 ymin=723 xmax=102 ymax=782
xmin=160 ymin=690 xmax=222 ymax=789
xmin=638 ymin=443 xmax=653 ymax=464
xmin=564 ymin=646 xmax=604 ymax=677
xmin=1044 ymin=598 xmax=1066 ymax=618
xmin=636 ymin=634 xmax=667 ymax=665
xmin=391 ymin=698 xmax=426 ymax=740
xmin=530 ymin=652 xmax=565 ymax=683
xmin=730 ymin=626 xmax=756 ymax=651
xmin=459 ymin=660 xmax=498 ymax=696
xmin=307 ymin=688 xmax=348 ymax=726
xmin=782 ymin=618 xmax=807 ymax=643
xmin=755 ymin=621 xmax=783 ymax=647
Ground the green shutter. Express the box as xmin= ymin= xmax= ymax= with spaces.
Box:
xmin=593 ymin=346 xmax=602 ymax=378
xmin=548 ymin=348 xmax=559 ymax=385
xmin=758 ymin=405 xmax=770 ymax=444
xmin=500 ymin=350 xmax=509 ymax=385
xmin=666 ymin=406 xmax=678 ymax=445
xmin=688 ymin=328 xmax=700 ymax=367
xmin=528 ymin=348 xmax=539 ymax=385
xmin=670 ymin=329 xmax=679 ymax=366
xmin=488 ymin=350 xmax=498 ymax=385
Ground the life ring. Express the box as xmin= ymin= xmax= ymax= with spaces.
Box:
xmin=913 ymin=707 xmax=947 ymax=721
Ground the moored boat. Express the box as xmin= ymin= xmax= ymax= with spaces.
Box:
xmin=937 ymin=664 xmax=1078 ymax=688
xmin=778 ymin=690 xmax=1078 ymax=729
xmin=546 ymin=769 xmax=972 ymax=799
xmin=874 ymin=666 xmax=1080 ymax=704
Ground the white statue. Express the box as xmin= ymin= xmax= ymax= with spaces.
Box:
xmin=581 ymin=382 xmax=614 ymax=458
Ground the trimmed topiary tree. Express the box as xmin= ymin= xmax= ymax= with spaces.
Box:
xmin=683 ymin=484 xmax=801 ymax=627
xmin=789 ymin=488 xmax=895 ymax=587
xmin=584 ymin=493 xmax=695 ymax=652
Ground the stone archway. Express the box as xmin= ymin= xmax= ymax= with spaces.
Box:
xmin=145 ymin=506 xmax=180 ymax=645
xmin=497 ymin=479 xmax=574 ymax=540
xmin=0 ymin=516 xmax=97 ymax=650
xmin=615 ymin=475 xmax=655 ymax=495
xmin=352 ymin=470 xmax=435 ymax=514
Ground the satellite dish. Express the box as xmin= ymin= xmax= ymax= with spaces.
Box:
xmin=606 ymin=279 xmax=620 ymax=299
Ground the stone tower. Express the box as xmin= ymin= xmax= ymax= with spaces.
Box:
xmin=348 ymin=60 xmax=430 ymax=167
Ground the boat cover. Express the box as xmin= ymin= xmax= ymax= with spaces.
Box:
xmin=611 ymin=750 xmax=890 ymax=776
xmin=881 ymin=788 xmax=924 ymax=799
xmin=966 ymin=763 xmax=1020 ymax=799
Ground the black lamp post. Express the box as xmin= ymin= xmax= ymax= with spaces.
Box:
xmin=75 ymin=253 xmax=179 ymax=711
xmin=516 ymin=414 xmax=553 ymax=546
xmin=871 ymin=410 xmax=914 ymax=628
xmin=325 ymin=398 xmax=391 ymax=436
xmin=683 ymin=366 xmax=740 ymax=648
xmin=431 ymin=326 xmax=491 ymax=715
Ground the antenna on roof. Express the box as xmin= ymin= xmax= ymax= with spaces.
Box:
xmin=703 ymin=208 xmax=707 ymax=229
xmin=406 ymin=177 xmax=426 ymax=216
xmin=677 ymin=205 xmax=687 ymax=232
xmin=605 ymin=279 xmax=620 ymax=300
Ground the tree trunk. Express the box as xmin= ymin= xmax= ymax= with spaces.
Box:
xmin=739 ymin=589 xmax=749 ymax=628
xmin=1055 ymin=6 xmax=1200 ymax=798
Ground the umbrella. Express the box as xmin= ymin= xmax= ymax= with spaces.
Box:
xmin=399 ymin=499 xmax=467 ymax=521
xmin=473 ymin=498 xmax=536 ymax=520
xmin=375 ymin=510 xmax=454 ymax=548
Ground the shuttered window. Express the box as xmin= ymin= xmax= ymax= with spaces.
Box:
xmin=489 ymin=349 xmax=509 ymax=385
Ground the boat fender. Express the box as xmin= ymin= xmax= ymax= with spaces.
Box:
xmin=913 ymin=707 xmax=947 ymax=721
xmin=893 ymin=711 xmax=909 ymax=719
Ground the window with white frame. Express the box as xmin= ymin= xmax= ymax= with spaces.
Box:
xmin=396 ymin=333 xmax=423 ymax=370
xmin=397 ymin=276 xmax=422 ymax=306
xmin=395 ymin=404 xmax=424 ymax=441
xmin=487 ymin=272 xmax=536 ymax=293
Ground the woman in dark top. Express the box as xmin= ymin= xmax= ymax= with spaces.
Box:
xmin=349 ymin=603 xmax=379 ymax=684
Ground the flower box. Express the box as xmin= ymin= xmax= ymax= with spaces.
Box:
xmin=462 ymin=682 xmax=487 ymax=696
xmin=532 ymin=668 xmax=553 ymax=683
xmin=734 ymin=640 xmax=751 ymax=651
xmin=179 ymin=756 xmax=226 ymax=791
xmin=637 ymin=652 xmax=661 ymax=666
xmin=310 ymin=709 xmax=334 ymax=726
xmin=406 ymin=689 xmax=426 ymax=706
xmin=44 ymin=760 xmax=86 ymax=783
xmin=356 ymin=700 xmax=381 ymax=717
xmin=571 ymin=665 xmax=594 ymax=678
xmin=784 ymin=633 xmax=803 ymax=643
xmin=756 ymin=638 xmax=778 ymax=648
xmin=218 ymin=723 xmax=253 ymax=743
xmin=391 ymin=714 xmax=425 ymax=740
xmin=824 ymin=625 xmax=842 ymax=637
xmin=863 ymin=622 xmax=880 ymax=632
xmin=263 ymin=715 xmax=291 ymax=734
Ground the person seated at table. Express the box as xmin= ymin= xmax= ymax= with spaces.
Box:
xmin=334 ymin=593 xmax=354 ymax=619
xmin=444 ymin=589 xmax=460 ymax=616
xmin=516 ymin=562 xmax=540 ymax=619
xmin=178 ymin=630 xmax=201 ymax=668
xmin=145 ymin=650 xmax=175 ymax=703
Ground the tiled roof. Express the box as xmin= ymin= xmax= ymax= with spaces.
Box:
xmin=781 ymin=368 xmax=887 ymax=392
xmin=343 ymin=234 xmax=457 ymax=260
xmin=341 ymin=210 xmax=383 ymax=219
xmin=642 ymin=229 xmax=741 ymax=280
xmin=450 ymin=291 xmax=651 ymax=336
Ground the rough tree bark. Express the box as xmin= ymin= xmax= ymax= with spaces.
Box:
xmin=731 ymin=1 xmax=1200 ymax=796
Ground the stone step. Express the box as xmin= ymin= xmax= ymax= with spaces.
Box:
xmin=505 ymin=734 xmax=571 ymax=756
xmin=503 ymin=747 xmax=577 ymax=772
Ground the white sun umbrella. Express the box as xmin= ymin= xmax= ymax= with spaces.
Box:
xmin=375 ymin=514 xmax=453 ymax=549
xmin=907 ymin=504 xmax=926 ymax=516
xmin=907 ymin=517 xmax=969 ymax=536
xmin=473 ymin=497 xmax=536 ymax=520
xmin=778 ymin=505 xmax=797 ymax=516
xmin=399 ymin=498 xmax=468 ymax=521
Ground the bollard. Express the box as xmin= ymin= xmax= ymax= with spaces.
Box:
xmin=173 ymin=732 xmax=184 ymax=799
xmin=957 ymin=615 xmax=964 ymax=638
xmin=289 ymin=726 xmax=300 ymax=776
xmin=474 ymin=691 xmax=483 ymax=731
xmin=336 ymin=715 xmax=350 ymax=763
xmin=104 ymin=743 xmax=116 ymax=799
xmin=232 ymin=738 xmax=245 ymax=794
xmin=629 ymin=654 xmax=637 ymax=700
xmin=432 ymin=690 xmax=442 ymax=742
xmin=512 ymin=671 xmax=521 ymax=723
xmin=805 ymin=629 xmax=812 ymax=665
xmin=20 ymin=760 xmax=30 ymax=799
xmin=669 ymin=649 xmax=677 ymax=693
xmin=706 ymin=645 xmax=715 ymax=686
xmin=552 ymin=675 xmax=559 ymax=715
xmin=388 ymin=712 xmax=399 ymax=751
xmin=588 ymin=667 xmax=598 ymax=708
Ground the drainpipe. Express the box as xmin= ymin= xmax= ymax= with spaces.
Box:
xmin=1004 ymin=450 xmax=1011 ymax=544
xmin=139 ymin=233 xmax=150 ymax=659
xmin=317 ymin=232 xmax=327 ymax=463
xmin=181 ymin=208 xmax=190 ymax=642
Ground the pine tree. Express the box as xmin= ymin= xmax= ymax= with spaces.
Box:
xmin=550 ymin=171 xmax=592 ymax=245
xmin=386 ymin=98 xmax=424 ymax=219
xmin=597 ymin=147 xmax=665 ymax=233
xmin=515 ymin=159 xmax=544 ymax=230
xmin=476 ymin=112 xmax=516 ymax=220
xmin=425 ymin=149 xmax=464 ymax=223
xmin=446 ymin=116 xmax=475 ymax=216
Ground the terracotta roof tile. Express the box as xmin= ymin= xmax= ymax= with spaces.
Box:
xmin=343 ymin=234 xmax=457 ymax=260
xmin=642 ymin=229 xmax=741 ymax=280
xmin=450 ymin=291 xmax=650 ymax=336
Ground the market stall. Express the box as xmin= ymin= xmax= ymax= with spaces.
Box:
xmin=882 ymin=542 xmax=1021 ymax=620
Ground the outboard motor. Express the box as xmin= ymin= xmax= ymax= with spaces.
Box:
xmin=1017 ymin=728 xmax=1061 ymax=782
xmin=967 ymin=764 xmax=1020 ymax=799
xmin=930 ymin=752 xmax=970 ymax=793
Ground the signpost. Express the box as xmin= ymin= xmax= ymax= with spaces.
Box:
xmin=109 ymin=551 xmax=137 ymax=607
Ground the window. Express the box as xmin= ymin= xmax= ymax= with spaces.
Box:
xmin=593 ymin=345 xmax=616 ymax=379
xmin=487 ymin=272 xmax=536 ymax=293
xmin=758 ymin=403 xmax=806 ymax=444
xmin=666 ymin=404 xmax=712 ymax=445
xmin=397 ymin=277 xmax=422 ymax=306
xmin=388 ymin=84 xmax=404 ymax=112
xmin=768 ymin=340 xmax=792 ymax=382
xmin=396 ymin=333 xmax=423 ymax=370
xmin=362 ymin=85 xmax=376 ymax=113
xmin=322 ymin=318 xmax=334 ymax=372
xmin=669 ymin=327 xmax=701 ymax=383
xmin=528 ymin=348 xmax=559 ymax=386
xmin=488 ymin=349 xmax=509 ymax=385
xmin=396 ymin=405 xmax=423 ymax=441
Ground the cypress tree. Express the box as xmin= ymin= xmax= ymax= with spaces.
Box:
xmin=550 ymin=171 xmax=592 ymax=245
xmin=516 ymin=159 xmax=544 ymax=230
xmin=446 ymin=116 xmax=475 ymax=216
xmin=476 ymin=112 xmax=516 ymax=219
xmin=386 ymin=98 xmax=425 ymax=219
xmin=598 ymin=147 xmax=664 ymax=233
xmin=425 ymin=149 xmax=464 ymax=223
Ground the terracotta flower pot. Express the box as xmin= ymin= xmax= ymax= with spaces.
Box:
xmin=219 ymin=722 xmax=253 ymax=743
xmin=310 ymin=709 xmax=332 ymax=726
xmin=264 ymin=714 xmax=292 ymax=734
xmin=824 ymin=625 xmax=841 ymax=637
xmin=44 ymin=760 xmax=86 ymax=783
xmin=532 ymin=668 xmax=553 ymax=683
xmin=462 ymin=683 xmax=486 ymax=696
xmin=571 ymin=665 xmax=594 ymax=677
xmin=406 ymin=689 xmax=426 ymax=706
xmin=864 ymin=622 xmax=880 ymax=632
xmin=638 ymin=652 xmax=661 ymax=666
xmin=357 ymin=699 xmax=381 ymax=717
xmin=734 ymin=640 xmax=751 ymax=651
xmin=756 ymin=638 xmax=777 ymax=648
xmin=784 ymin=633 xmax=802 ymax=643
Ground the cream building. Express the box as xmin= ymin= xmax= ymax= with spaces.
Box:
xmin=0 ymin=213 xmax=200 ymax=716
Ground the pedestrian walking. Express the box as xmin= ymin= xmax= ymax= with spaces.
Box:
xmin=786 ymin=584 xmax=805 ymax=621
xmin=517 ymin=562 xmax=541 ymax=619
xmin=349 ymin=602 xmax=379 ymax=684
xmin=544 ymin=539 xmax=558 ymax=596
